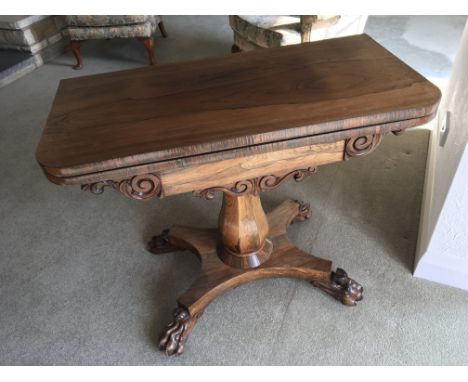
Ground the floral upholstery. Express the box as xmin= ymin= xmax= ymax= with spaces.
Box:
xmin=229 ymin=15 xmax=368 ymax=51
xmin=65 ymin=15 xmax=161 ymax=40
xmin=65 ymin=15 xmax=156 ymax=26
xmin=230 ymin=16 xmax=301 ymax=48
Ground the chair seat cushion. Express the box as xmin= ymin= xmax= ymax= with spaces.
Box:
xmin=65 ymin=15 xmax=153 ymax=27
xmin=240 ymin=15 xmax=301 ymax=30
xmin=65 ymin=16 xmax=162 ymax=40
xmin=66 ymin=23 xmax=155 ymax=40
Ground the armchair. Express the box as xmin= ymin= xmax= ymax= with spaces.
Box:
xmin=64 ymin=15 xmax=167 ymax=70
xmin=229 ymin=15 xmax=368 ymax=52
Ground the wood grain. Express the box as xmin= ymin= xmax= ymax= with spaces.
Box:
xmin=37 ymin=34 xmax=441 ymax=180
xmin=218 ymin=193 xmax=272 ymax=268
xmin=160 ymin=141 xmax=343 ymax=197
xmin=45 ymin=114 xmax=435 ymax=189
xmin=168 ymin=200 xmax=334 ymax=316
xmin=155 ymin=199 xmax=363 ymax=355
xmin=34 ymin=34 xmax=441 ymax=357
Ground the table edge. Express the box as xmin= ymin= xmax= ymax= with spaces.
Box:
xmin=39 ymin=109 xmax=439 ymax=187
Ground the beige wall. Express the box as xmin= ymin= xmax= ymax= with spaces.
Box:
xmin=414 ymin=20 xmax=468 ymax=290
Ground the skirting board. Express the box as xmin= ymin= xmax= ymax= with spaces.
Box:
xmin=414 ymin=21 xmax=468 ymax=292
xmin=414 ymin=142 xmax=468 ymax=291
xmin=414 ymin=258 xmax=468 ymax=291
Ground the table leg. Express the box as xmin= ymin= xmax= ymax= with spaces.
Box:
xmin=150 ymin=195 xmax=363 ymax=356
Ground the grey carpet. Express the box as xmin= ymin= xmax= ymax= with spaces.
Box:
xmin=0 ymin=16 xmax=467 ymax=365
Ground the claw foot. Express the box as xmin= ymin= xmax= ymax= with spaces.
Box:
xmin=159 ymin=307 xmax=198 ymax=356
xmin=147 ymin=229 xmax=177 ymax=254
xmin=312 ymin=268 xmax=363 ymax=306
xmin=292 ymin=201 xmax=311 ymax=223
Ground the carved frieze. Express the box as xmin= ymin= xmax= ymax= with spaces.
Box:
xmin=81 ymin=173 xmax=162 ymax=201
xmin=344 ymin=133 xmax=382 ymax=160
xmin=193 ymin=167 xmax=317 ymax=200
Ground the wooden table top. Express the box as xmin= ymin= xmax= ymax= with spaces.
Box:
xmin=37 ymin=34 xmax=440 ymax=181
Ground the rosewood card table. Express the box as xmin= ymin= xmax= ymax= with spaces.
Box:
xmin=36 ymin=34 xmax=440 ymax=356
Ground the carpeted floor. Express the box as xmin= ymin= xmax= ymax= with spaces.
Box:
xmin=0 ymin=16 xmax=467 ymax=365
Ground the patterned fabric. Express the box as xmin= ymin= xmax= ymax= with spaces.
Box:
xmin=230 ymin=15 xmax=368 ymax=51
xmin=229 ymin=15 xmax=290 ymax=48
xmin=65 ymin=15 xmax=161 ymax=40
xmin=65 ymin=15 xmax=157 ymax=27
xmin=308 ymin=15 xmax=368 ymax=42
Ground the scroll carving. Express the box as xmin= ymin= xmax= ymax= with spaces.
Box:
xmin=81 ymin=173 xmax=162 ymax=201
xmin=81 ymin=180 xmax=115 ymax=195
xmin=193 ymin=167 xmax=317 ymax=200
xmin=344 ymin=133 xmax=382 ymax=160
xmin=118 ymin=174 xmax=161 ymax=200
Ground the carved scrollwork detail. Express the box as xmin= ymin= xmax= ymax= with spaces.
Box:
xmin=81 ymin=173 xmax=162 ymax=201
xmin=230 ymin=179 xmax=257 ymax=195
xmin=192 ymin=180 xmax=256 ymax=200
xmin=191 ymin=188 xmax=217 ymax=200
xmin=193 ymin=167 xmax=317 ymax=199
xmin=118 ymin=173 xmax=161 ymax=200
xmin=81 ymin=180 xmax=116 ymax=195
xmin=344 ymin=133 xmax=382 ymax=160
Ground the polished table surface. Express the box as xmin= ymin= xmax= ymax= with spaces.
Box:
xmin=36 ymin=34 xmax=441 ymax=356
xmin=37 ymin=34 xmax=440 ymax=182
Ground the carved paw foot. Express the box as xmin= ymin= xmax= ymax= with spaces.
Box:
xmin=312 ymin=268 xmax=363 ymax=306
xmin=147 ymin=229 xmax=177 ymax=254
xmin=159 ymin=307 xmax=198 ymax=356
xmin=292 ymin=201 xmax=311 ymax=223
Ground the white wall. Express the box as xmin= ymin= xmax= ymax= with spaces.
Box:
xmin=414 ymin=21 xmax=468 ymax=290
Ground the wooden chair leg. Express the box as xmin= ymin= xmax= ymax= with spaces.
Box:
xmin=231 ymin=44 xmax=241 ymax=53
xmin=138 ymin=37 xmax=157 ymax=66
xmin=70 ymin=40 xmax=83 ymax=70
xmin=158 ymin=21 xmax=168 ymax=38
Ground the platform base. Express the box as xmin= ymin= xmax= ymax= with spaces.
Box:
xmin=148 ymin=199 xmax=363 ymax=356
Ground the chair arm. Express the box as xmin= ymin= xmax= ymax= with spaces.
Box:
xmin=300 ymin=15 xmax=341 ymax=42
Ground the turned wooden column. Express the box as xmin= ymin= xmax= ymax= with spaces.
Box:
xmin=217 ymin=193 xmax=273 ymax=269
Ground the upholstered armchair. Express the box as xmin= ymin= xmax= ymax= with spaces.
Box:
xmin=64 ymin=15 xmax=167 ymax=70
xmin=229 ymin=15 xmax=368 ymax=52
